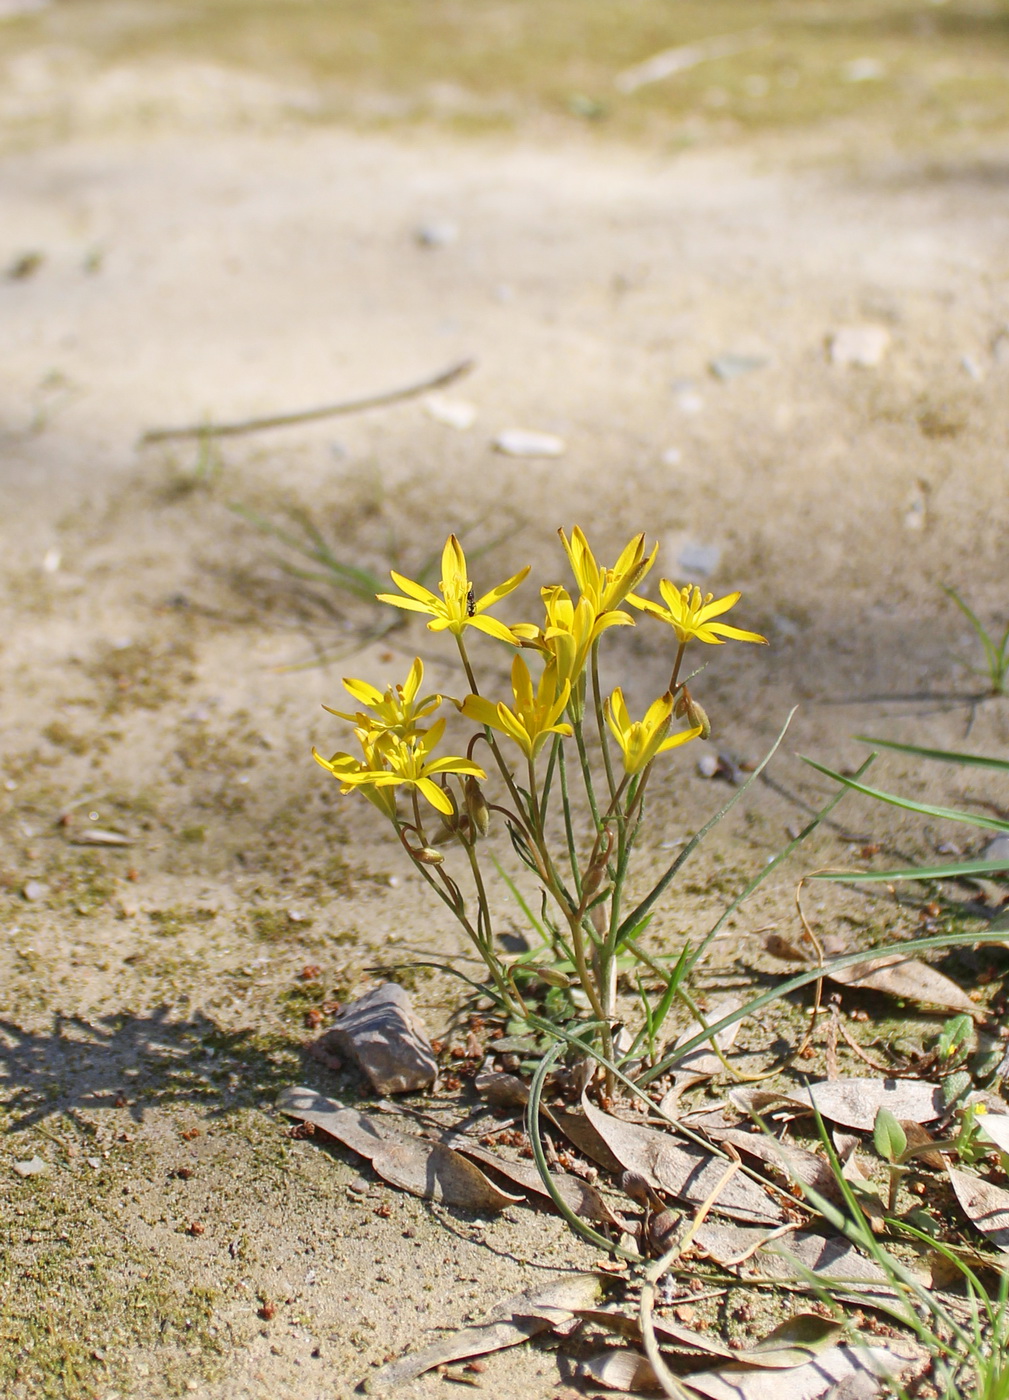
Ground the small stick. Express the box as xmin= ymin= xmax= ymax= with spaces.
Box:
xmin=138 ymin=357 xmax=475 ymax=444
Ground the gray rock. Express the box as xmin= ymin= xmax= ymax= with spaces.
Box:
xmin=22 ymin=880 xmax=48 ymax=901
xmin=317 ymin=983 xmax=437 ymax=1095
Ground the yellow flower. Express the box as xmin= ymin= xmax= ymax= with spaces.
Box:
xmin=512 ymin=585 xmax=632 ymax=691
xmin=313 ymin=719 xmax=485 ymax=816
xmin=604 ymin=689 xmax=702 ymax=775
xmin=558 ymin=526 xmax=657 ymax=616
xmin=627 ymin=581 xmax=768 ymax=647
xmin=376 ymin=535 xmax=529 ymax=644
xmin=461 ymin=655 xmax=573 ymax=761
xmin=323 ymin=657 xmax=441 ymax=739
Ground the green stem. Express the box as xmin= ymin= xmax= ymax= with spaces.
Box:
xmin=590 ymin=641 xmax=618 ymax=803
xmin=557 ymin=740 xmax=582 ymax=899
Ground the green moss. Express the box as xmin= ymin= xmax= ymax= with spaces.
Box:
xmin=248 ymin=907 xmax=313 ymax=942
xmin=148 ymin=906 xmax=218 ymax=938
xmin=87 ymin=638 xmax=196 ymax=716
xmin=41 ymin=721 xmax=91 ymax=756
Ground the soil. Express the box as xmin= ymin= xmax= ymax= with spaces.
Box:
xmin=2 ymin=8 xmax=1009 ymax=1399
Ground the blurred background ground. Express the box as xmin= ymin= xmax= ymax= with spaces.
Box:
xmin=1 ymin=2 xmax=1008 ymax=1397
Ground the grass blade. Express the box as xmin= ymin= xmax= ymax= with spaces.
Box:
xmin=854 ymin=736 xmax=1009 ymax=772
xmin=812 ymin=859 xmax=1009 ymax=882
xmin=800 ymin=757 xmax=1009 ymax=834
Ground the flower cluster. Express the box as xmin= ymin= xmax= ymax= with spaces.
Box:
xmin=314 ymin=527 xmax=766 ymax=819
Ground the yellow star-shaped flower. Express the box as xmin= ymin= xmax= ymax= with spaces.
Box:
xmin=627 ymin=581 xmax=767 ymax=648
xmin=377 ymin=535 xmax=528 ymax=644
xmin=604 ymin=689 xmax=702 ymax=775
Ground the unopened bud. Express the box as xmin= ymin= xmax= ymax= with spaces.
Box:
xmin=674 ymin=687 xmax=711 ymax=740
xmin=464 ymin=776 xmax=490 ymax=838
xmin=414 ymin=846 xmax=445 ymax=866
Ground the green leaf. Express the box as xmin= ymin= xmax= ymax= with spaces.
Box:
xmin=873 ymin=1107 xmax=908 ymax=1163
xmin=937 ymin=1014 xmax=975 ymax=1067
xmin=800 ymin=757 xmax=1009 ymax=834
xmin=942 ymin=1070 xmax=972 ymax=1108
xmin=854 ymin=736 xmax=1009 ymax=772
xmin=811 ymin=859 xmax=1009 ymax=882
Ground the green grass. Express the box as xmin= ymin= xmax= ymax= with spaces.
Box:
xmin=5 ymin=0 xmax=1009 ymax=147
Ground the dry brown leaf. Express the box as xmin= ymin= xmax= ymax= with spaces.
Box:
xmin=577 ymin=1305 xmax=739 ymax=1360
xmin=581 ymin=1347 xmax=663 ymax=1391
xmin=444 ymin=1135 xmax=622 ymax=1224
xmin=667 ymin=997 xmax=746 ymax=1086
xmin=948 ymin=1167 xmax=1009 ymax=1252
xmin=277 ymin=1087 xmax=520 ymax=1212
xmin=551 ymin=1107 xmax=625 ymax=1173
xmin=474 ymin=1071 xmax=529 ymax=1107
xmin=764 ymin=939 xmax=978 ymax=1017
xmin=826 ymin=955 xmax=979 ymax=1017
xmin=712 ymin=1129 xmax=842 ymax=1203
xmin=693 ymin=1222 xmax=783 ymax=1267
xmin=975 ymin=1112 xmax=1009 ymax=1157
xmin=581 ymin=1093 xmax=784 ymax=1225
xmin=758 ymin=1230 xmax=910 ymax=1297
xmin=682 ymin=1344 xmax=915 ymax=1400
xmin=729 ymin=1078 xmax=943 ymax=1132
xmin=363 ymin=1273 xmax=605 ymax=1391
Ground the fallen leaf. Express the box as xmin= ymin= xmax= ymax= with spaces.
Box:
xmin=693 ymin=1222 xmax=784 ymax=1267
xmin=551 ymin=1107 xmax=624 ymax=1173
xmin=740 ymin=1314 xmax=843 ymax=1368
xmin=581 ymin=1093 xmax=783 ymax=1224
xmin=682 ymin=1344 xmax=914 ymax=1400
xmin=363 ymin=1273 xmax=604 ymax=1390
xmin=577 ymin=1305 xmax=738 ymax=1360
xmin=827 ymin=955 xmax=979 ymax=1018
xmin=668 ymin=997 xmax=745 ymax=1079
xmin=948 ymin=1167 xmax=1009 ymax=1252
xmin=474 ymin=1071 xmax=528 ymax=1108
xmin=975 ymin=1113 xmax=1009 ymax=1157
xmin=278 ymin=1087 xmax=520 ymax=1212
xmin=712 ymin=1129 xmax=841 ymax=1203
xmin=758 ymin=1230 xmax=920 ymax=1300
xmin=581 ymin=1348 xmax=662 ymax=1391
xmin=764 ymin=939 xmax=978 ymax=1017
xmin=729 ymin=1079 xmax=943 ymax=1132
xmin=444 ymin=1135 xmax=622 ymax=1224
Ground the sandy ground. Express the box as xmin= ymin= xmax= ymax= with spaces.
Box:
xmin=2 ymin=43 xmax=1009 ymax=1400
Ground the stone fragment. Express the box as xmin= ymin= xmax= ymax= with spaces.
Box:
xmin=22 ymin=880 xmax=48 ymax=901
xmin=424 ymin=395 xmax=477 ymax=430
xmin=14 ymin=1156 xmax=49 ymax=1178
xmin=414 ymin=221 xmax=458 ymax=248
xmin=829 ymin=325 xmax=891 ymax=368
xmin=492 ymin=429 xmax=566 ymax=458
xmin=316 ymin=983 xmax=437 ymax=1095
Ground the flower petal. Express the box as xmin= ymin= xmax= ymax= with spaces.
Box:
xmin=415 ymin=777 xmax=455 ymax=815
xmin=708 ymin=621 xmax=769 ymax=645
xmin=474 ymin=564 xmax=531 ymax=611
xmin=467 ymin=614 xmax=522 ymax=645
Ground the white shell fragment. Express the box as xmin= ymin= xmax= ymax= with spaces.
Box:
xmin=492 ymin=429 xmax=567 ymax=458
xmin=829 ymin=324 xmax=891 ymax=368
xmin=423 ymin=394 xmax=477 ymax=430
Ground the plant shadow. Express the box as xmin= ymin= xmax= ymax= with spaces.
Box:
xmin=0 ymin=1006 xmax=302 ymax=1133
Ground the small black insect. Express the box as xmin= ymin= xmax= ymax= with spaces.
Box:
xmin=466 ymin=586 xmax=476 ymax=617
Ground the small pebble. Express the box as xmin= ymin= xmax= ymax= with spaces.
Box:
xmin=493 ymin=429 xmax=566 ymax=458
xmin=415 ymin=221 xmax=459 ymax=248
xmin=23 ymin=880 xmax=49 ymax=901
xmin=14 ymin=1157 xmax=49 ymax=1178
xmin=829 ymin=324 xmax=890 ymax=368
xmin=424 ymin=395 xmax=477 ymax=430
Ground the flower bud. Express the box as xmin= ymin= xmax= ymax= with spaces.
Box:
xmin=674 ymin=686 xmax=711 ymax=740
xmin=463 ymin=776 xmax=490 ymax=839
xmin=414 ymin=846 xmax=445 ymax=865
